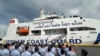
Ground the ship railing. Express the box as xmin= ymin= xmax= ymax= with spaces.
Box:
xmin=48 ymin=34 xmax=66 ymax=42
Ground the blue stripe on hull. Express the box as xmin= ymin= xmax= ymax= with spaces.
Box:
xmin=94 ymin=33 xmax=100 ymax=44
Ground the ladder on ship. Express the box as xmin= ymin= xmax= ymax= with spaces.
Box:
xmin=48 ymin=34 xmax=69 ymax=44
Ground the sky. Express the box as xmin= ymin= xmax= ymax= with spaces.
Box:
xmin=0 ymin=0 xmax=100 ymax=32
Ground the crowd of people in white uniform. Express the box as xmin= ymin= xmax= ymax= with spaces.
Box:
xmin=0 ymin=42 xmax=77 ymax=56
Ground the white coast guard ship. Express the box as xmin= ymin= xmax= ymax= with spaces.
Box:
xmin=0 ymin=9 xmax=100 ymax=45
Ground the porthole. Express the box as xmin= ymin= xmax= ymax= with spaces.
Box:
xmin=80 ymin=17 xmax=83 ymax=19
xmin=74 ymin=20 xmax=76 ymax=22
xmin=87 ymin=36 xmax=89 ymax=38
xmin=80 ymin=36 xmax=81 ymax=38
xmin=71 ymin=36 xmax=73 ymax=38
xmin=83 ymin=19 xmax=85 ymax=22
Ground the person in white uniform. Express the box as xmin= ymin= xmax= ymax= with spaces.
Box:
xmin=44 ymin=44 xmax=48 ymax=53
xmin=60 ymin=48 xmax=65 ymax=56
xmin=0 ymin=49 xmax=2 ymax=56
xmin=67 ymin=46 xmax=77 ymax=56
xmin=18 ymin=43 xmax=24 ymax=53
xmin=32 ymin=47 xmax=40 ymax=56
xmin=1 ymin=44 xmax=10 ymax=56
xmin=21 ymin=45 xmax=31 ymax=56
xmin=11 ymin=45 xmax=20 ymax=56
xmin=31 ymin=45 xmax=35 ymax=53
xmin=39 ymin=44 xmax=45 ymax=56
xmin=64 ymin=45 xmax=69 ymax=56
xmin=51 ymin=46 xmax=56 ymax=55
xmin=45 ymin=46 xmax=55 ymax=56
xmin=9 ymin=42 xmax=15 ymax=52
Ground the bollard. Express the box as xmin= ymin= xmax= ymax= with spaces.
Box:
xmin=81 ymin=49 xmax=88 ymax=56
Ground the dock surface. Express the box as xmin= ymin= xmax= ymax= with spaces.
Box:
xmin=74 ymin=46 xmax=100 ymax=56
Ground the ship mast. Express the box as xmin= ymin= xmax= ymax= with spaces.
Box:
xmin=40 ymin=8 xmax=45 ymax=18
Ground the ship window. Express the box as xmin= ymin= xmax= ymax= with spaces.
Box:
xmin=83 ymin=19 xmax=85 ymax=22
xmin=79 ymin=28 xmax=83 ymax=31
xmin=0 ymin=38 xmax=2 ymax=41
xmin=70 ymin=29 xmax=74 ymax=31
xmin=31 ymin=30 xmax=41 ymax=35
xmin=71 ymin=36 xmax=73 ymax=38
xmin=73 ymin=15 xmax=79 ymax=17
xmin=74 ymin=20 xmax=76 ymax=22
xmin=87 ymin=36 xmax=89 ymax=38
xmin=80 ymin=36 xmax=81 ymax=38
xmin=17 ymin=27 xmax=20 ymax=30
xmin=80 ymin=17 xmax=83 ymax=19
xmin=46 ymin=16 xmax=59 ymax=19
xmin=70 ymin=27 xmax=96 ymax=31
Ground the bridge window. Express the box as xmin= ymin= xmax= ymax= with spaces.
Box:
xmin=31 ymin=30 xmax=41 ymax=35
xmin=79 ymin=36 xmax=81 ymax=38
xmin=70 ymin=27 xmax=96 ymax=31
xmin=0 ymin=38 xmax=2 ymax=41
xmin=87 ymin=36 xmax=89 ymax=38
xmin=46 ymin=16 xmax=59 ymax=19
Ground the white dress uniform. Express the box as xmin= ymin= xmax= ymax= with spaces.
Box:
xmin=51 ymin=47 xmax=56 ymax=55
xmin=21 ymin=45 xmax=25 ymax=51
xmin=44 ymin=46 xmax=48 ymax=53
xmin=39 ymin=47 xmax=45 ymax=56
xmin=0 ymin=49 xmax=2 ymax=56
xmin=32 ymin=52 xmax=40 ymax=56
xmin=67 ymin=51 xmax=77 ymax=56
xmin=1 ymin=49 xmax=10 ymax=56
xmin=55 ymin=48 xmax=60 ymax=56
xmin=64 ymin=47 xmax=69 ymax=56
xmin=11 ymin=49 xmax=20 ymax=56
xmin=31 ymin=46 xmax=35 ymax=53
xmin=60 ymin=54 xmax=65 ymax=56
xmin=10 ymin=45 xmax=15 ymax=52
xmin=21 ymin=51 xmax=31 ymax=56
xmin=18 ymin=46 xmax=23 ymax=53
xmin=45 ymin=52 xmax=55 ymax=56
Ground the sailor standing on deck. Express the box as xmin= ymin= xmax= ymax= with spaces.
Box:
xmin=21 ymin=45 xmax=31 ymax=56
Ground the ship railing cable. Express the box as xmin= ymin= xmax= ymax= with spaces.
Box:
xmin=48 ymin=34 xmax=66 ymax=43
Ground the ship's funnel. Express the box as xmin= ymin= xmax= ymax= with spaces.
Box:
xmin=10 ymin=18 xmax=18 ymax=24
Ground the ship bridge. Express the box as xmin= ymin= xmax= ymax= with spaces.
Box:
xmin=33 ymin=9 xmax=64 ymax=21
xmin=33 ymin=14 xmax=60 ymax=21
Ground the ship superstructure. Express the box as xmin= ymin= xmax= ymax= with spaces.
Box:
xmin=1 ymin=9 xmax=100 ymax=45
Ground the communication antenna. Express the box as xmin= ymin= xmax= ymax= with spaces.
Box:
xmin=0 ymin=28 xmax=7 ymax=37
xmin=69 ymin=9 xmax=80 ymax=17
xmin=51 ymin=9 xmax=56 ymax=15
xmin=61 ymin=13 xmax=65 ymax=18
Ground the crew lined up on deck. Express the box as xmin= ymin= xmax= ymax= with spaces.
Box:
xmin=0 ymin=42 xmax=77 ymax=56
